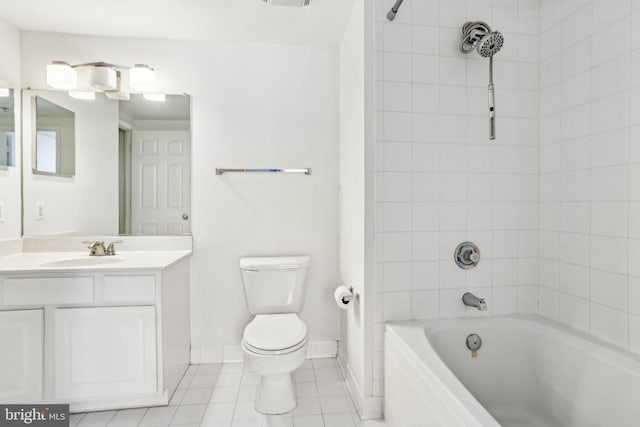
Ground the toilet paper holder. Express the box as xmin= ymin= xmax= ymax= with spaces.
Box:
xmin=341 ymin=286 xmax=354 ymax=304
xmin=342 ymin=286 xmax=358 ymax=303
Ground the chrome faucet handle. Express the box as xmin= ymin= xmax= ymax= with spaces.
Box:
xmin=106 ymin=240 xmax=123 ymax=256
xmin=83 ymin=241 xmax=107 ymax=256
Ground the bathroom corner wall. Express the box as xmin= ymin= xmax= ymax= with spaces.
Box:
xmin=0 ymin=17 xmax=21 ymax=242
xmin=372 ymin=0 xmax=540 ymax=398
xmin=538 ymin=0 xmax=640 ymax=353
xmin=338 ymin=0 xmax=381 ymax=418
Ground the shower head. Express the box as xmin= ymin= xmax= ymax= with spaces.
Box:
xmin=477 ymin=31 xmax=504 ymax=57
xmin=460 ymin=21 xmax=504 ymax=57
xmin=460 ymin=21 xmax=504 ymax=141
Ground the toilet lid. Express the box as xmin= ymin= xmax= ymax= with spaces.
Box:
xmin=243 ymin=314 xmax=307 ymax=351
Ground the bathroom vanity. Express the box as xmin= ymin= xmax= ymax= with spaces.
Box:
xmin=0 ymin=249 xmax=191 ymax=412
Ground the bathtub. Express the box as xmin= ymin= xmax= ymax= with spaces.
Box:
xmin=384 ymin=315 xmax=640 ymax=427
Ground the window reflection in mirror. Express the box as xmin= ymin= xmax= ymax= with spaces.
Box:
xmin=0 ymin=87 xmax=15 ymax=167
xmin=33 ymin=96 xmax=75 ymax=176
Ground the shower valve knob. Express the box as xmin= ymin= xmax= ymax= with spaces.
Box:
xmin=455 ymin=242 xmax=481 ymax=269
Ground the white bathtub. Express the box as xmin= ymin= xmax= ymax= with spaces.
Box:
xmin=384 ymin=315 xmax=640 ymax=427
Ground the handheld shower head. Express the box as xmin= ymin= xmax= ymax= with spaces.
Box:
xmin=460 ymin=21 xmax=504 ymax=141
xmin=477 ymin=31 xmax=504 ymax=57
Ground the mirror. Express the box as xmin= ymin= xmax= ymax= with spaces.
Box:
xmin=0 ymin=87 xmax=15 ymax=168
xmin=22 ymin=90 xmax=191 ymax=236
xmin=33 ymin=96 xmax=76 ymax=176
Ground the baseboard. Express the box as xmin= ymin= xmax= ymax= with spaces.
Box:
xmin=337 ymin=355 xmax=383 ymax=420
xmin=192 ymin=340 xmax=338 ymax=364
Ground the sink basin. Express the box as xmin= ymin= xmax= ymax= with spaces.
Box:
xmin=42 ymin=256 xmax=125 ymax=267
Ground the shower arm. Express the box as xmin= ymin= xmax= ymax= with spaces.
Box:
xmin=386 ymin=0 xmax=404 ymax=21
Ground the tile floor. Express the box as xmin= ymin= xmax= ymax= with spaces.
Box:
xmin=69 ymin=358 xmax=386 ymax=427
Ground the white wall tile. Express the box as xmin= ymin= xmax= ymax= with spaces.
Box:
xmin=412 ymin=27 xmax=439 ymax=56
xmin=590 ymin=236 xmax=627 ymax=274
xmin=590 ymin=269 xmax=628 ymax=310
xmin=384 ymin=23 xmax=411 ymax=53
xmin=591 ymin=303 xmax=629 ymax=349
xmin=384 ymin=53 xmax=412 ymax=82
xmin=412 ymin=232 xmax=440 ymax=260
xmin=559 ymin=263 xmax=589 ymax=298
xmin=559 ymin=293 xmax=590 ymax=332
xmin=411 ymin=290 xmax=440 ymax=319
xmin=382 ymin=262 xmax=412 ymax=292
xmin=383 ymin=292 xmax=412 ymax=321
xmin=412 ymin=261 xmax=440 ymax=290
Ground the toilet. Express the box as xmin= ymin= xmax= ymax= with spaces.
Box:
xmin=238 ymin=255 xmax=311 ymax=414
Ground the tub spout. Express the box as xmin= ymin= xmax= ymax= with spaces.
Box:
xmin=462 ymin=292 xmax=487 ymax=311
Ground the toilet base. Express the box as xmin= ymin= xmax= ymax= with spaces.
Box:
xmin=255 ymin=372 xmax=296 ymax=414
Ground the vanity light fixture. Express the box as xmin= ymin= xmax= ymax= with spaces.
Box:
xmin=68 ymin=91 xmax=96 ymax=100
xmin=46 ymin=60 xmax=156 ymax=96
xmin=143 ymin=93 xmax=166 ymax=102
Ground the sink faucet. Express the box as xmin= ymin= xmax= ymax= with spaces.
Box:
xmin=462 ymin=292 xmax=487 ymax=311
xmin=83 ymin=240 xmax=122 ymax=256
xmin=84 ymin=241 xmax=107 ymax=256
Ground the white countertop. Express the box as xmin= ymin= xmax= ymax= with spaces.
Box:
xmin=0 ymin=250 xmax=192 ymax=274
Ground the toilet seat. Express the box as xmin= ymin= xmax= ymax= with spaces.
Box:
xmin=243 ymin=314 xmax=307 ymax=355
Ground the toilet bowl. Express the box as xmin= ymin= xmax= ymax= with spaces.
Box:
xmin=238 ymin=256 xmax=311 ymax=414
xmin=241 ymin=313 xmax=308 ymax=414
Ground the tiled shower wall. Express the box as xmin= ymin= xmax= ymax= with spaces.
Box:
xmin=538 ymin=0 xmax=640 ymax=352
xmin=372 ymin=0 xmax=540 ymax=397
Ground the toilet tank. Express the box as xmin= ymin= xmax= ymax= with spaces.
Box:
xmin=239 ymin=256 xmax=311 ymax=315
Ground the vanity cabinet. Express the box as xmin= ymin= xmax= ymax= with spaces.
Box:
xmin=0 ymin=309 xmax=44 ymax=401
xmin=0 ymin=254 xmax=190 ymax=412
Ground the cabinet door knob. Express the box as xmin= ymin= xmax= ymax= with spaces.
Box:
xmin=182 ymin=214 xmax=189 ymax=220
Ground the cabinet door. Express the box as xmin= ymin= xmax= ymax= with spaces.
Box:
xmin=54 ymin=306 xmax=157 ymax=399
xmin=0 ymin=309 xmax=43 ymax=402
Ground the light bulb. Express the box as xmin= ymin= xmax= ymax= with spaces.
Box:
xmin=46 ymin=61 xmax=77 ymax=90
xmin=90 ymin=66 xmax=118 ymax=91
xmin=129 ymin=64 xmax=156 ymax=91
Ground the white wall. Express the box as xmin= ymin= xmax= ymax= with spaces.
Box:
xmin=21 ymin=90 xmax=119 ymax=235
xmin=20 ymin=32 xmax=340 ymax=361
xmin=538 ymin=0 xmax=640 ymax=353
xmin=339 ymin=0 xmax=379 ymax=416
xmin=372 ymin=0 xmax=540 ymax=399
xmin=0 ymin=17 xmax=21 ymax=241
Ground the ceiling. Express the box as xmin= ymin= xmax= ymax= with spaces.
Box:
xmin=0 ymin=0 xmax=356 ymax=46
